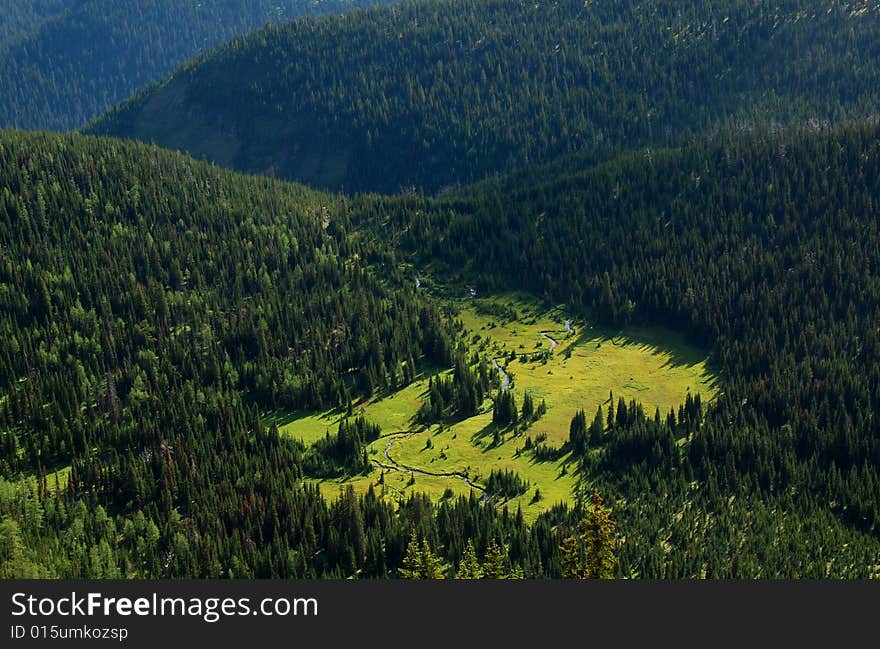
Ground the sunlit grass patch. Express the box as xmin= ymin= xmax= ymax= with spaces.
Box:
xmin=291 ymin=291 xmax=717 ymax=523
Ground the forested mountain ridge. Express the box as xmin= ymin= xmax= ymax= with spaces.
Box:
xmin=0 ymin=0 xmax=72 ymax=48
xmin=0 ymin=0 xmax=400 ymax=132
xmin=0 ymin=129 xmax=452 ymax=475
xmin=353 ymin=119 xmax=880 ymax=575
xmin=0 ymin=129 xmax=491 ymax=578
xmin=89 ymin=0 xmax=880 ymax=194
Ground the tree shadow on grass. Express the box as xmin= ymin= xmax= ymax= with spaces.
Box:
xmin=262 ymin=408 xmax=343 ymax=437
xmin=470 ymin=420 xmax=516 ymax=454
xmin=262 ymin=408 xmax=332 ymax=429
xmin=565 ymin=448 xmax=612 ymax=506
xmin=565 ymin=319 xmax=721 ymax=393
xmin=273 ymin=364 xmax=449 ymax=434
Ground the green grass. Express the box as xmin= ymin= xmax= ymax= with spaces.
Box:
xmin=390 ymin=416 xmax=577 ymax=521
xmin=280 ymin=291 xmax=718 ymax=522
xmin=267 ymin=364 xmax=450 ymax=444
xmin=457 ymin=293 xmax=718 ymax=448
xmin=264 ymin=409 xmax=341 ymax=446
xmin=356 ymin=366 xmax=450 ymax=431
xmin=309 ymin=470 xmax=476 ymax=504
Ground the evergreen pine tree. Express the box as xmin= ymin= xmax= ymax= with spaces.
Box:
xmin=482 ymin=540 xmax=508 ymax=579
xmin=456 ymin=539 xmax=482 ymax=579
xmin=522 ymin=391 xmax=534 ymax=421
xmin=399 ymin=533 xmax=423 ymax=579
xmin=590 ymin=405 xmax=604 ymax=444
xmin=559 ymin=491 xmax=618 ymax=579
xmin=399 ymin=534 xmax=444 ymax=579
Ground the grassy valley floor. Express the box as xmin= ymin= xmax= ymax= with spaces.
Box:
xmin=271 ymin=292 xmax=718 ymax=521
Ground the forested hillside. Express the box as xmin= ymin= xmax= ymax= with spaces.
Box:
xmin=2 ymin=121 xmax=879 ymax=577
xmin=89 ymin=0 xmax=880 ymax=193
xmin=0 ymin=0 xmax=398 ymax=132
xmin=3 ymin=0 xmax=880 ymax=578
xmin=0 ymin=0 xmax=72 ymax=48
xmin=356 ymin=120 xmax=880 ymax=576
xmin=0 ymin=130 xmax=498 ymax=578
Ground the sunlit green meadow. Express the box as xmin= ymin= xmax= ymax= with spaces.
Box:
xmin=276 ymin=292 xmax=717 ymax=522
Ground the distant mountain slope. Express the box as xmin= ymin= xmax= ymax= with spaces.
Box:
xmin=0 ymin=0 xmax=73 ymax=48
xmin=0 ymin=0 xmax=399 ymax=132
xmin=89 ymin=0 xmax=880 ymax=194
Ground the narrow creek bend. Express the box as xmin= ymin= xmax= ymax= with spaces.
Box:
xmin=493 ymin=319 xmax=571 ymax=391
xmin=373 ymin=430 xmax=489 ymax=503
xmin=370 ymin=320 xmax=572 ymax=504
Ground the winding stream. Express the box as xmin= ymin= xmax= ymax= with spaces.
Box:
xmin=374 ymin=431 xmax=489 ymax=503
xmin=491 ymin=358 xmax=511 ymax=392
xmin=493 ymin=319 xmax=571 ymax=390
xmin=370 ymin=319 xmax=572 ymax=504
xmin=539 ymin=330 xmax=559 ymax=352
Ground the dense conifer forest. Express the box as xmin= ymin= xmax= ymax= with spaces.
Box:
xmin=0 ymin=0 xmax=71 ymax=48
xmin=2 ymin=0 xmax=879 ymax=580
xmin=0 ymin=131 xmax=468 ymax=578
xmin=357 ymin=120 xmax=880 ymax=576
xmin=89 ymin=0 xmax=880 ymax=193
xmin=3 ymin=119 xmax=880 ymax=577
xmin=0 ymin=0 xmax=397 ymax=132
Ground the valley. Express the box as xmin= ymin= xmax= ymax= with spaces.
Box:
xmin=274 ymin=292 xmax=716 ymax=521
xmin=2 ymin=0 xmax=880 ymax=579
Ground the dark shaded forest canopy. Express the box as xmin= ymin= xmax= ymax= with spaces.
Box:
xmin=0 ymin=0 xmax=400 ymax=132
xmin=0 ymin=0 xmax=72 ymax=49
xmin=89 ymin=0 xmax=880 ymax=194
